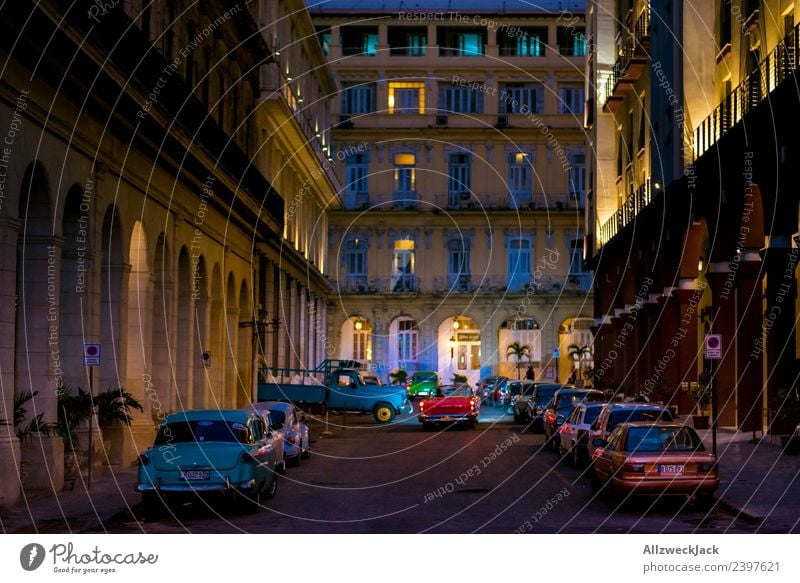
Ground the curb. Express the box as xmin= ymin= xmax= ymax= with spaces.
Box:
xmin=713 ymin=495 xmax=762 ymax=524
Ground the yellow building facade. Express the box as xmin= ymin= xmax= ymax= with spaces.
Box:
xmin=312 ymin=1 xmax=593 ymax=387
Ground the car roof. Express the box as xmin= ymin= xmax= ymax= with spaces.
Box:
xmin=619 ymin=421 xmax=692 ymax=430
xmin=413 ymin=371 xmax=437 ymax=376
xmin=252 ymin=401 xmax=294 ymax=413
xmin=605 ymin=402 xmax=668 ymax=410
xmin=166 ymin=409 xmax=251 ymax=424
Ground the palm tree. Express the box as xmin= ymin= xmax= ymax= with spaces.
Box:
xmin=567 ymin=343 xmax=592 ymax=385
xmin=506 ymin=342 xmax=531 ymax=379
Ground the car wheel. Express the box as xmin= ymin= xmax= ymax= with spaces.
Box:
xmin=265 ymin=473 xmax=278 ymax=499
xmin=301 ymin=448 xmax=310 ymax=460
xmin=373 ymin=403 xmax=395 ymax=424
xmin=468 ymin=418 xmax=477 ymax=429
xmin=288 ymin=453 xmax=301 ymax=467
xmin=513 ymin=411 xmax=521 ymax=423
xmin=692 ymin=493 xmax=714 ymax=511
xmin=558 ymin=442 xmax=568 ymax=459
xmin=572 ymin=446 xmax=581 ymax=467
xmin=240 ymin=485 xmax=262 ymax=513
xmin=421 ymin=421 xmax=432 ymax=431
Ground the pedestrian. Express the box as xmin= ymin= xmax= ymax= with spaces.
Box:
xmin=525 ymin=365 xmax=535 ymax=380
xmin=568 ymin=370 xmax=577 ymax=385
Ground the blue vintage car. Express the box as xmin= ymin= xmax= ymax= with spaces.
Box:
xmin=136 ymin=409 xmax=280 ymax=513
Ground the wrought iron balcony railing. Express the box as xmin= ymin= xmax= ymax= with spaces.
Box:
xmin=694 ymin=21 xmax=800 ymax=159
xmin=602 ymin=5 xmax=651 ymax=109
xmin=598 ymin=178 xmax=652 ymax=245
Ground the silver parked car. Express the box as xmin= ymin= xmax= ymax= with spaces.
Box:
xmin=256 ymin=401 xmax=310 ymax=466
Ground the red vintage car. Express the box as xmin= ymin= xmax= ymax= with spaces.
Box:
xmin=418 ymin=384 xmax=480 ymax=430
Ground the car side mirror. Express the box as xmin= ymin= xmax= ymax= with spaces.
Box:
xmin=592 ymin=438 xmax=605 ymax=447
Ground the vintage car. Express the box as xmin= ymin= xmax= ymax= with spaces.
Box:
xmin=362 ymin=374 xmax=383 ymax=386
xmin=136 ymin=409 xmax=280 ymax=513
xmin=406 ymin=371 xmax=439 ymax=397
xmin=591 ymin=422 xmax=719 ymax=506
xmin=253 ymin=401 xmax=310 ymax=466
xmin=418 ymin=384 xmax=480 ymax=429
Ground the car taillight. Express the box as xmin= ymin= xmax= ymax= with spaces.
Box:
xmin=622 ymin=462 xmax=644 ymax=473
xmin=545 ymin=412 xmax=555 ymax=423
xmin=138 ymin=454 xmax=149 ymax=466
xmin=699 ymin=462 xmax=718 ymax=472
xmin=419 ymin=402 xmax=425 ymax=411
xmin=242 ymin=453 xmax=255 ymax=463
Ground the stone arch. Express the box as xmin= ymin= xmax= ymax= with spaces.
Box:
xmin=386 ymin=315 xmax=417 ymax=373
xmin=340 ymin=315 xmax=374 ymax=364
xmin=124 ymin=220 xmax=151 ymax=411
xmin=224 ymin=271 xmax=239 ymax=408
xmin=208 ymin=263 xmax=224 ymax=407
xmin=236 ymin=278 xmax=252 ymax=407
xmin=175 ymin=247 xmax=194 ymax=411
xmin=437 ymin=315 xmax=481 ymax=387
xmin=149 ymin=232 xmax=173 ymax=421
xmin=191 ymin=255 xmax=209 ymax=409
xmin=58 ymin=185 xmax=87 ymax=390
xmin=99 ymin=205 xmax=126 ymax=392
xmin=559 ymin=314 xmax=595 ymax=385
xmin=498 ymin=315 xmax=542 ymax=379
xmin=15 ymin=161 xmax=57 ymax=424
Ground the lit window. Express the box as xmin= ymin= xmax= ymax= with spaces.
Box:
xmin=388 ymin=82 xmax=425 ymax=114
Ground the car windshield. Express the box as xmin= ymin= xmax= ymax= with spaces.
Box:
xmin=534 ymin=385 xmax=559 ymax=403
xmin=155 ymin=420 xmax=250 ymax=444
xmin=583 ymin=405 xmax=603 ymax=425
xmin=556 ymin=392 xmax=587 ymax=411
xmin=625 ymin=426 xmax=703 ymax=452
xmin=608 ymin=408 xmax=672 ymax=431
xmin=268 ymin=410 xmax=286 ymax=427
xmin=413 ymin=373 xmax=437 ymax=382
xmin=509 ymin=383 xmax=534 ymax=397
xmin=444 ymin=386 xmax=473 ymax=397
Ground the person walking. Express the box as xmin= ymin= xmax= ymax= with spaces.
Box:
xmin=525 ymin=365 xmax=535 ymax=380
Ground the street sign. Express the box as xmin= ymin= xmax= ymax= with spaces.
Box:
xmin=705 ymin=334 xmax=722 ymax=359
xmin=553 ymin=348 xmax=560 ymax=359
xmin=83 ymin=343 xmax=101 ymax=366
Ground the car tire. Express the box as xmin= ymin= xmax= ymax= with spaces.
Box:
xmin=301 ymin=448 xmax=310 ymax=460
xmin=288 ymin=453 xmax=301 ymax=467
xmin=240 ymin=485 xmax=262 ymax=513
xmin=421 ymin=421 xmax=432 ymax=431
xmin=373 ymin=403 xmax=395 ymax=424
xmin=692 ymin=493 xmax=714 ymax=511
xmin=468 ymin=418 xmax=477 ymax=429
xmin=513 ymin=411 xmax=521 ymax=423
xmin=572 ymin=446 xmax=581 ymax=467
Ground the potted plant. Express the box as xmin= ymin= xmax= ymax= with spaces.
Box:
xmin=94 ymin=387 xmax=144 ymax=466
xmin=10 ymin=390 xmax=60 ymax=488
xmin=452 ymin=374 xmax=468 ymax=384
xmin=772 ymin=387 xmax=800 ymax=454
xmin=56 ymin=384 xmax=93 ymax=478
xmin=689 ymin=382 xmax=711 ymax=430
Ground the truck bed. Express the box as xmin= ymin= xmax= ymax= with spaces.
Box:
xmin=258 ymin=382 xmax=326 ymax=404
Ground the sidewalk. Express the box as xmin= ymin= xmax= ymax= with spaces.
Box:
xmin=0 ymin=468 xmax=139 ymax=534
xmin=697 ymin=427 xmax=800 ymax=525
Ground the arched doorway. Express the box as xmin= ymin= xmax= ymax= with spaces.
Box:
xmin=124 ymin=221 xmax=151 ymax=415
xmin=99 ymin=206 xmax=125 ymax=394
xmin=149 ymin=233 xmax=173 ymax=421
xmin=498 ymin=316 xmax=542 ymax=379
xmin=236 ymin=279 xmax=253 ymax=407
xmin=59 ymin=185 xmax=86 ymax=390
xmin=340 ymin=316 xmax=373 ymax=364
xmin=559 ymin=315 xmax=594 ymax=385
xmin=176 ymin=247 xmax=194 ymax=411
xmin=224 ymin=272 xmax=238 ymax=408
xmin=438 ymin=316 xmax=481 ymax=387
xmin=192 ymin=255 xmax=209 ymax=409
xmin=388 ymin=316 xmax=417 ymax=373
xmin=207 ymin=263 xmax=224 ymax=407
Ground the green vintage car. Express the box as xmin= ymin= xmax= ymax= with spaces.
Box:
xmin=136 ymin=409 xmax=280 ymax=514
xmin=407 ymin=371 xmax=439 ymax=397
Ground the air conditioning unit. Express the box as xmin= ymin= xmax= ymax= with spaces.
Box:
xmin=496 ymin=115 xmax=509 ymax=128
xmin=435 ymin=114 xmax=448 ymax=126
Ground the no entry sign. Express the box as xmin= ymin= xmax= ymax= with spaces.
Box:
xmin=83 ymin=343 xmax=101 ymax=366
xmin=704 ymin=334 xmax=722 ymax=360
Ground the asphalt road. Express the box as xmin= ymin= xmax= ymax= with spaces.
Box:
xmin=99 ymin=406 xmax=758 ymax=534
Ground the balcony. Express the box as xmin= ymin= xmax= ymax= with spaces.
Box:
xmin=602 ymin=6 xmax=651 ymax=113
xmin=694 ymin=21 xmax=800 ymax=159
xmin=331 ymin=191 xmax=585 ymax=212
xmin=393 ymin=190 xmax=418 ymax=209
xmin=342 ymin=275 xmax=369 ymax=292
xmin=391 ymin=274 xmax=418 ymax=293
xmin=344 ymin=191 xmax=369 ymax=209
xmin=598 ymin=178 xmax=652 ymax=245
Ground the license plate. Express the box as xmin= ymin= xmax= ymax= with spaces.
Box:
xmin=658 ymin=464 xmax=684 ymax=476
xmin=443 ymin=416 xmax=453 ymax=422
xmin=180 ymin=470 xmax=210 ymax=480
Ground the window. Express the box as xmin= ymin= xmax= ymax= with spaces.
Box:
xmin=558 ymin=86 xmax=584 ymax=115
xmin=508 ymin=152 xmax=532 ymax=205
xmin=352 ymin=320 xmax=371 ymax=361
xmin=499 ymin=83 xmax=544 ymax=114
xmin=438 ymin=27 xmax=486 ymax=56
xmin=448 ymin=239 xmax=471 ymax=287
xmin=341 ymin=26 xmax=379 ymax=56
xmin=316 ymin=26 xmax=331 ymax=55
xmin=397 ymin=318 xmax=418 ymax=362
xmin=499 ymin=27 xmax=547 ymax=56
xmin=507 ymin=238 xmax=532 ymax=291
xmin=557 ymin=26 xmax=587 ymax=56
xmin=389 ymin=26 xmax=427 ymax=56
xmin=568 ymin=239 xmax=584 ymax=276
xmin=342 ymin=82 xmax=376 ymax=114
xmin=448 ymin=153 xmax=471 ymax=206
xmin=439 ymin=83 xmax=484 ymax=113
xmin=392 ymin=239 xmax=416 ymax=291
xmin=393 ymin=153 xmax=416 ymax=196
xmin=344 ymin=153 xmax=368 ymax=208
xmin=568 ymin=151 xmax=585 ymax=199
xmin=344 ymin=239 xmax=367 ymax=279
xmin=388 ymin=82 xmax=425 ymax=114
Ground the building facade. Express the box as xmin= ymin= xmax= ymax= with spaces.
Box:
xmin=586 ymin=0 xmax=800 ymax=432
xmin=311 ymin=1 xmax=593 ymax=388
xmin=0 ymin=0 xmax=336 ymax=508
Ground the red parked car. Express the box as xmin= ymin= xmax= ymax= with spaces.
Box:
xmin=418 ymin=385 xmax=480 ymax=430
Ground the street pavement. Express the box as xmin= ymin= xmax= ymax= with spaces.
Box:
xmin=1 ymin=406 xmax=798 ymax=533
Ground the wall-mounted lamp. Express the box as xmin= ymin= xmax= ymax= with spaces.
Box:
xmin=452 ymin=319 xmax=460 ymax=330
xmin=698 ymin=257 xmax=704 ymax=272
xmin=449 ymin=335 xmax=456 ymax=359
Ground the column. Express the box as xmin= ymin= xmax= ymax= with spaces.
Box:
xmin=298 ymin=285 xmax=307 ymax=368
xmin=707 ymin=265 xmax=738 ymax=427
xmin=736 ymin=254 xmax=764 ymax=432
xmin=672 ymin=281 xmax=703 ymax=413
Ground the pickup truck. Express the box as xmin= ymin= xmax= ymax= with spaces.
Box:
xmin=258 ymin=367 xmax=413 ymax=424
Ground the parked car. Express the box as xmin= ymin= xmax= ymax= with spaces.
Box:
xmin=558 ymin=401 xmax=606 ymax=466
xmin=591 ymin=422 xmax=719 ymax=506
xmin=521 ymin=383 xmax=565 ymax=430
xmin=506 ymin=380 xmax=536 ymax=419
xmin=478 ymin=376 xmax=509 ymax=406
xmin=137 ymin=409 xmax=280 ymax=513
xmin=254 ymin=401 xmax=309 ymax=466
xmin=362 ymin=374 xmax=383 ymax=386
xmin=407 ymin=371 xmax=439 ymax=398
xmin=587 ymin=402 xmax=674 ymax=459
xmin=418 ymin=384 xmax=480 ymax=429
xmin=543 ymin=388 xmax=605 ymax=449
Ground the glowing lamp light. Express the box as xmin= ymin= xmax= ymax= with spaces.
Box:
xmin=354 ymin=320 xmax=363 ymax=331
xmin=452 ymin=320 xmax=460 ymax=330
